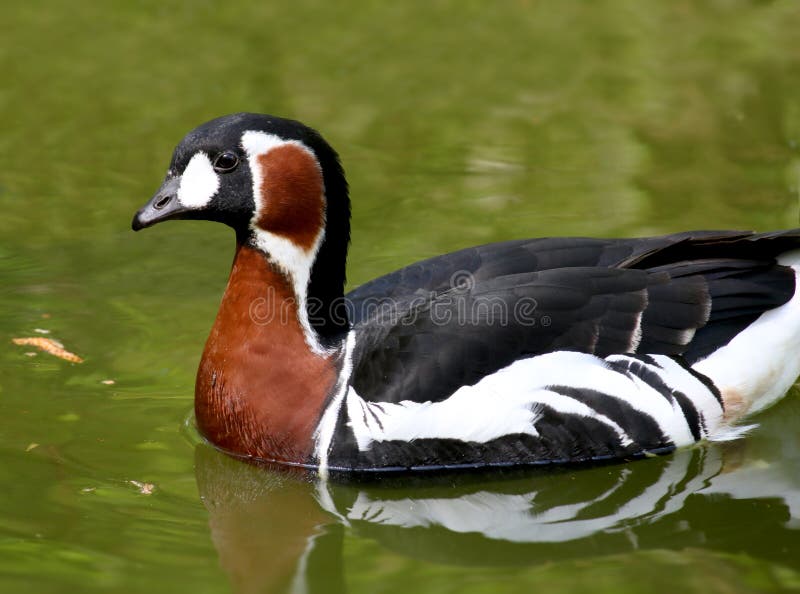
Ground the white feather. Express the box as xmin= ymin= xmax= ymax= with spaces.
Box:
xmin=607 ymin=354 xmax=723 ymax=439
xmin=345 ymin=383 xmax=543 ymax=448
xmin=345 ymin=350 xmax=721 ymax=452
xmin=627 ymin=309 xmax=643 ymax=352
xmin=314 ymin=331 xmax=356 ymax=480
xmin=693 ymin=249 xmax=800 ymax=416
xmin=177 ymin=152 xmax=219 ymax=208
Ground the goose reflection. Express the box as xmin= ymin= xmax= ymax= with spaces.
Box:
xmin=195 ymin=438 xmax=799 ymax=593
xmin=324 ymin=449 xmax=715 ymax=545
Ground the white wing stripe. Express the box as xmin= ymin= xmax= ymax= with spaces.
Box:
xmin=344 ymin=351 xmax=724 ymax=453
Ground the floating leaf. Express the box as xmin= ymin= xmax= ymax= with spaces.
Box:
xmin=12 ymin=337 xmax=83 ymax=363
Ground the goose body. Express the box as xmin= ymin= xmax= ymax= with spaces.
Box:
xmin=132 ymin=113 xmax=800 ymax=477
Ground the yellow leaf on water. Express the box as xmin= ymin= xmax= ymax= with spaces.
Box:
xmin=12 ymin=337 xmax=83 ymax=363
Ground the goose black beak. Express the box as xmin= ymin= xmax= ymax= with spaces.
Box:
xmin=131 ymin=176 xmax=189 ymax=231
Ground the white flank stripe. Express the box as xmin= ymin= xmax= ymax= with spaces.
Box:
xmin=314 ymin=331 xmax=356 ymax=480
xmin=346 ymin=383 xmax=543 ymax=449
xmin=693 ymin=250 xmax=800 ymax=417
xmin=524 ymin=391 xmax=633 ymax=447
xmin=346 ymin=385 xmax=632 ymax=451
xmin=241 ymin=130 xmax=329 ymax=356
xmin=177 ymin=152 xmax=219 ymax=208
xmin=607 ymin=354 xmax=723 ymax=439
xmin=346 ymin=350 xmax=726 ymax=453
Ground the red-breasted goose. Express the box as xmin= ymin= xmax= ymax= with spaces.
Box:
xmin=132 ymin=113 xmax=800 ymax=479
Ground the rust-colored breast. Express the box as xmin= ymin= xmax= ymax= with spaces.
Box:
xmin=255 ymin=145 xmax=325 ymax=251
xmin=195 ymin=244 xmax=337 ymax=464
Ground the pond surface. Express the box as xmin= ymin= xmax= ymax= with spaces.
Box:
xmin=2 ymin=1 xmax=800 ymax=593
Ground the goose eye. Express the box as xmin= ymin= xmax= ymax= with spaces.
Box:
xmin=213 ymin=151 xmax=239 ymax=173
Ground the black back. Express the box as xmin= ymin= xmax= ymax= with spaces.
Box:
xmin=346 ymin=230 xmax=799 ymax=405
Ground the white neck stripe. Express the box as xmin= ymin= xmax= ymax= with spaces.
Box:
xmin=314 ymin=330 xmax=356 ymax=480
xmin=242 ymin=130 xmax=329 ymax=356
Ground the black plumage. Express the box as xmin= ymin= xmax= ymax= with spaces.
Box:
xmin=347 ymin=230 xmax=798 ymax=407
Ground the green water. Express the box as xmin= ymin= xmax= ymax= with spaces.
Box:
xmin=2 ymin=1 xmax=800 ymax=592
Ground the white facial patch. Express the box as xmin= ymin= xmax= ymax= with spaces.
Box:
xmin=177 ymin=152 xmax=220 ymax=208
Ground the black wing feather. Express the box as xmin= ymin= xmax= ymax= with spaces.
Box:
xmin=347 ymin=230 xmax=799 ymax=405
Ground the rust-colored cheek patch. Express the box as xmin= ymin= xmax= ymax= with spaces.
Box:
xmin=256 ymin=145 xmax=325 ymax=251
